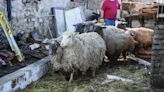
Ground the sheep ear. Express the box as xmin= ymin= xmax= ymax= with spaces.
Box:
xmin=130 ymin=32 xmax=135 ymax=36
xmin=102 ymin=26 xmax=106 ymax=29
xmin=71 ymin=32 xmax=78 ymax=36
xmin=73 ymin=23 xmax=85 ymax=27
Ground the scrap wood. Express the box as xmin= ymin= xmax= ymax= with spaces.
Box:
xmin=127 ymin=55 xmax=151 ymax=66
xmin=101 ymin=75 xmax=134 ymax=85
xmin=107 ymin=75 xmax=134 ymax=83
xmin=0 ymin=50 xmax=14 ymax=61
xmin=101 ymin=79 xmax=115 ymax=85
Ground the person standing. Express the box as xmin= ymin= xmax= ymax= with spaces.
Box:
xmin=100 ymin=0 xmax=120 ymax=26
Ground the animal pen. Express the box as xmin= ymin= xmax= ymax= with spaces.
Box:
xmin=0 ymin=0 xmax=163 ymax=92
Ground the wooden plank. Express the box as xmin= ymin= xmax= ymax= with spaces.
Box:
xmin=127 ymin=56 xmax=151 ymax=66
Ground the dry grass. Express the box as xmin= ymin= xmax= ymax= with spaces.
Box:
xmin=17 ymin=61 xmax=150 ymax=92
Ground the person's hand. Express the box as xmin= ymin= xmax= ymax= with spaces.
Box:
xmin=99 ymin=18 xmax=105 ymax=24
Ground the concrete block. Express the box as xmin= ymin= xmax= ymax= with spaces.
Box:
xmin=0 ymin=56 xmax=51 ymax=92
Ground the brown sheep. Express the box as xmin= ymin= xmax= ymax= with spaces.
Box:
xmin=125 ymin=27 xmax=154 ymax=48
xmin=125 ymin=27 xmax=154 ymax=55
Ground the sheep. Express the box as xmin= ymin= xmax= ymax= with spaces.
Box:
xmin=125 ymin=27 xmax=154 ymax=48
xmin=51 ymin=31 xmax=106 ymax=82
xmin=74 ymin=21 xmax=136 ymax=62
xmin=125 ymin=27 xmax=154 ymax=56
xmin=84 ymin=9 xmax=100 ymax=21
xmin=103 ymin=27 xmax=136 ymax=61
xmin=47 ymin=37 xmax=62 ymax=55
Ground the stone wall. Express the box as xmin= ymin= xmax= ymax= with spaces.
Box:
xmin=74 ymin=0 xmax=103 ymax=10
xmin=0 ymin=0 xmax=7 ymax=17
xmin=12 ymin=0 xmax=70 ymax=37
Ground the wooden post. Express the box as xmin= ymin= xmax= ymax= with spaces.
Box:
xmin=150 ymin=25 xmax=164 ymax=92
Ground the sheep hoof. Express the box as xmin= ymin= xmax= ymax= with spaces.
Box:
xmin=124 ymin=58 xmax=128 ymax=61
xmin=104 ymin=56 xmax=109 ymax=62
xmin=104 ymin=59 xmax=110 ymax=62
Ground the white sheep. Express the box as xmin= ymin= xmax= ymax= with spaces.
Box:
xmin=51 ymin=31 xmax=106 ymax=82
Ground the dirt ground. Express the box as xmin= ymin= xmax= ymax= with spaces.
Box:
xmin=17 ymin=60 xmax=150 ymax=92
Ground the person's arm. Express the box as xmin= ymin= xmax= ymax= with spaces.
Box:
xmin=117 ymin=1 xmax=121 ymax=19
xmin=100 ymin=0 xmax=106 ymax=18
xmin=100 ymin=10 xmax=104 ymax=18
xmin=100 ymin=0 xmax=105 ymax=19
xmin=118 ymin=0 xmax=121 ymax=9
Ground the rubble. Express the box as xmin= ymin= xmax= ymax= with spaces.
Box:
xmin=0 ymin=57 xmax=6 ymax=66
xmin=29 ymin=43 xmax=41 ymax=50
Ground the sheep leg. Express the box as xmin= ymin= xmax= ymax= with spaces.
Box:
xmin=104 ymin=56 xmax=109 ymax=62
xmin=82 ymin=71 xmax=86 ymax=76
xmin=91 ymin=68 xmax=96 ymax=77
xmin=122 ymin=51 xmax=127 ymax=61
xmin=69 ymin=72 xmax=74 ymax=83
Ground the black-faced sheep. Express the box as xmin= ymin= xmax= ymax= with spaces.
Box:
xmin=43 ymin=36 xmax=62 ymax=55
xmin=51 ymin=31 xmax=106 ymax=82
xmin=84 ymin=9 xmax=100 ymax=21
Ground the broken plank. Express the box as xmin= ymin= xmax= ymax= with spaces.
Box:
xmin=127 ymin=56 xmax=151 ymax=66
xmin=107 ymin=75 xmax=134 ymax=83
xmin=101 ymin=79 xmax=115 ymax=85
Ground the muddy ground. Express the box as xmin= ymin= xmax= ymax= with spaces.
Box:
xmin=17 ymin=60 xmax=150 ymax=92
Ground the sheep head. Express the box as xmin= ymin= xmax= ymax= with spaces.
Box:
xmin=74 ymin=21 xmax=106 ymax=38
xmin=125 ymin=29 xmax=139 ymax=46
xmin=47 ymin=37 xmax=62 ymax=55
xmin=125 ymin=28 xmax=137 ymax=38
xmin=60 ymin=32 xmax=78 ymax=48
xmin=74 ymin=23 xmax=85 ymax=34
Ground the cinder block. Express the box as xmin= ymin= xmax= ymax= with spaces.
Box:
xmin=0 ymin=56 xmax=51 ymax=92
